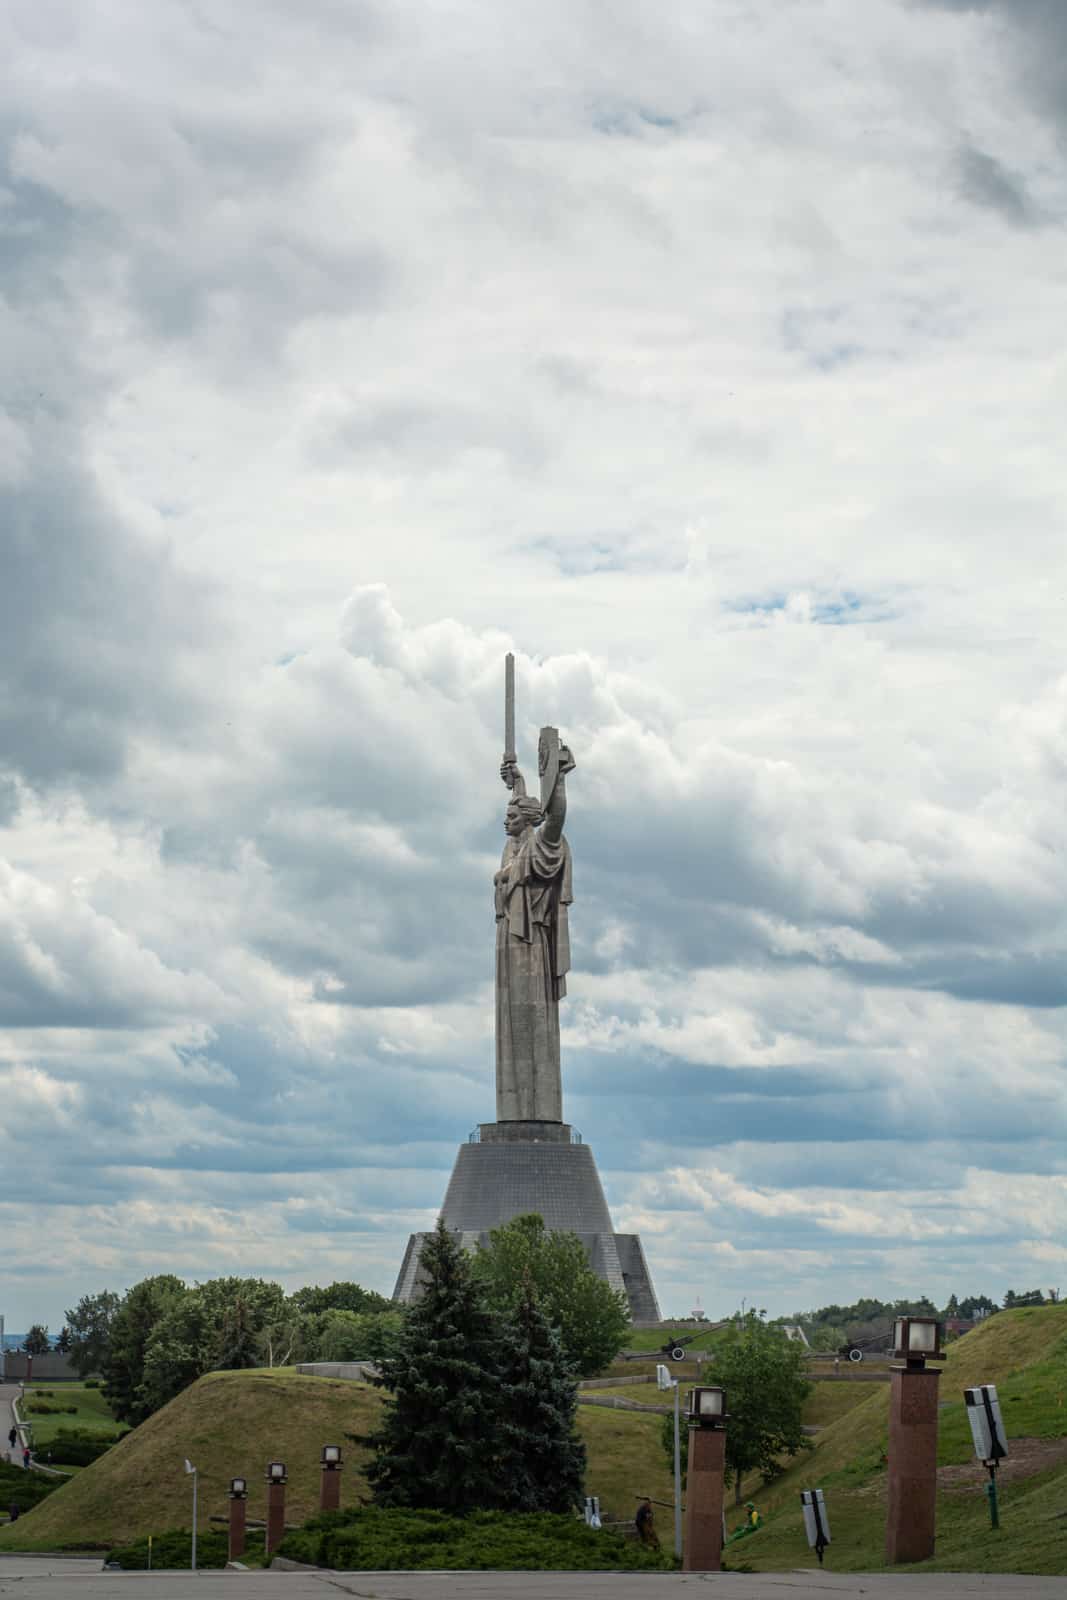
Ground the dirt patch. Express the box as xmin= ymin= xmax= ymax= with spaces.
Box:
xmin=852 ymin=1436 xmax=1067 ymax=1502
xmin=938 ymin=1436 xmax=1067 ymax=1493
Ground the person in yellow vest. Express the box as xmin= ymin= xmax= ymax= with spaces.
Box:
xmin=729 ymin=1502 xmax=762 ymax=1540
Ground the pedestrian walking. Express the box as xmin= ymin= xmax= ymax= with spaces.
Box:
xmin=635 ymin=1497 xmax=660 ymax=1549
xmin=21 ymin=1445 xmax=30 ymax=1470
xmin=6 ymin=1426 xmax=16 ymax=1449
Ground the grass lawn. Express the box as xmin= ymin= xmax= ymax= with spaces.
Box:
xmin=22 ymin=1385 xmax=119 ymax=1449
xmin=607 ymin=1358 xmax=710 ymax=1383
xmin=732 ymin=1304 xmax=1067 ymax=1576
xmin=578 ymin=1404 xmax=675 ymax=1523
xmin=623 ymin=1325 xmax=727 ymax=1354
xmin=581 ymin=1383 xmax=668 ymax=1406
xmin=803 ymin=1381 xmax=881 ymax=1430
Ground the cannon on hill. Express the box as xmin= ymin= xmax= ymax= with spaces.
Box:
xmin=621 ymin=1323 xmax=727 ymax=1361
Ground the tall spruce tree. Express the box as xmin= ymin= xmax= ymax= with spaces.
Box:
xmin=497 ymin=1278 xmax=586 ymax=1512
xmin=365 ymin=1219 xmax=510 ymax=1511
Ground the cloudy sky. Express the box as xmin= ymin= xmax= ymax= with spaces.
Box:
xmin=4 ymin=0 xmax=1067 ymax=1330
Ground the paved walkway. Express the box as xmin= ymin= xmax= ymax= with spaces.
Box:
xmin=0 ymin=1384 xmax=26 ymax=1467
xmin=0 ymin=1563 xmax=1063 ymax=1598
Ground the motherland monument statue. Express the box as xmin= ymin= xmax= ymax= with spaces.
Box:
xmin=394 ymin=654 xmax=660 ymax=1323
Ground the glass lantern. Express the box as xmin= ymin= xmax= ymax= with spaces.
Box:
xmin=687 ymin=1385 xmax=727 ymax=1427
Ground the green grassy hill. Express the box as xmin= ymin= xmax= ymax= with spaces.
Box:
xmin=0 ymin=1370 xmax=374 ymax=1551
xmin=736 ymin=1303 xmax=1067 ymax=1576
xmin=0 ymin=1368 xmax=675 ymax=1552
xmin=4 ymin=1306 xmax=1063 ymax=1572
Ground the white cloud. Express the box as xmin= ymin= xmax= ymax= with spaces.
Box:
xmin=3 ymin=0 xmax=1067 ymax=1325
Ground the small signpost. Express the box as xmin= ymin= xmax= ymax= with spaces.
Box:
xmin=800 ymin=1488 xmax=830 ymax=1565
xmin=964 ymin=1383 xmax=1008 ymax=1529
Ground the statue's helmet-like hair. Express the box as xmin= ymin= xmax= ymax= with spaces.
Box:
xmin=507 ymin=794 xmax=544 ymax=827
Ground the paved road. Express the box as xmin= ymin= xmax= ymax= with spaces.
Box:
xmin=0 ymin=1562 xmax=1063 ymax=1598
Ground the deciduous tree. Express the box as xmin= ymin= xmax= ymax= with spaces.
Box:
xmin=64 ymin=1290 xmax=120 ymax=1378
xmin=713 ymin=1313 xmax=812 ymax=1504
xmin=139 ymin=1277 xmax=286 ymax=1414
xmin=472 ymin=1213 xmax=629 ymax=1378
xmin=104 ymin=1275 xmax=188 ymax=1425
xmin=291 ymin=1282 xmax=392 ymax=1317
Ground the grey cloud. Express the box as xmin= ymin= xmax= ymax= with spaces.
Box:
xmin=312 ymin=400 xmax=550 ymax=474
xmin=0 ymin=781 xmax=19 ymax=827
xmin=4 ymin=68 xmax=390 ymax=367
xmin=0 ymin=156 xmax=223 ymax=795
xmin=126 ymin=232 xmax=390 ymax=351
xmin=0 ymin=422 xmax=217 ymax=789
xmin=956 ymin=144 xmax=1039 ymax=224
xmin=569 ymin=1056 xmax=1060 ymax=1154
xmin=916 ymin=0 xmax=1067 ymax=128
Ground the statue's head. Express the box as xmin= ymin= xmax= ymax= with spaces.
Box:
xmin=505 ymin=795 xmax=543 ymax=837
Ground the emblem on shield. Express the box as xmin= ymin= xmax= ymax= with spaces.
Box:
xmin=538 ymin=725 xmax=560 ymax=811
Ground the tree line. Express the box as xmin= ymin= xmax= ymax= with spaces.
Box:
xmin=55 ymin=1212 xmax=630 ymax=1427
xmin=787 ymin=1287 xmax=1059 ymax=1352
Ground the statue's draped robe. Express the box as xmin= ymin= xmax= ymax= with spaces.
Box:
xmin=495 ymin=826 xmax=572 ymax=1123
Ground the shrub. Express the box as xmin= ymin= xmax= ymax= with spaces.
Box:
xmin=26 ymin=1401 xmax=77 ymax=1415
xmin=276 ymin=1507 xmax=677 ymax=1572
xmin=84 ymin=1380 xmax=100 ymax=1389
xmin=107 ymin=1529 xmax=231 ymax=1570
xmin=0 ymin=1460 xmax=61 ymax=1515
xmin=38 ymin=1429 xmax=128 ymax=1468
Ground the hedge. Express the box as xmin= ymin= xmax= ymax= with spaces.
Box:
xmin=276 ymin=1506 xmax=677 ymax=1571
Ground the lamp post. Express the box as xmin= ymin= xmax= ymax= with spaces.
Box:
xmin=885 ymin=1316 xmax=945 ymax=1565
xmin=682 ymin=1384 xmax=727 ymax=1573
xmin=265 ymin=1461 xmax=287 ymax=1557
xmin=656 ymin=1363 xmax=683 ymax=1560
xmin=228 ymin=1476 xmax=248 ymax=1562
xmin=183 ymin=1460 xmax=198 ymax=1572
xmin=320 ymin=1444 xmax=343 ymax=1514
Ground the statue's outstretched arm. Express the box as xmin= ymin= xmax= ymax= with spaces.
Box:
xmin=541 ymin=744 xmax=574 ymax=845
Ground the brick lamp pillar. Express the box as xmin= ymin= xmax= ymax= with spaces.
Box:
xmin=885 ymin=1317 xmax=945 ymax=1565
xmin=227 ymin=1477 xmax=247 ymax=1563
xmin=265 ymin=1461 xmax=287 ymax=1557
xmin=682 ymin=1385 xmax=727 ymax=1573
xmin=320 ymin=1444 xmax=343 ymax=1513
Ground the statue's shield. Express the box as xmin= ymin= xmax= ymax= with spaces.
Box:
xmin=538 ymin=725 xmax=560 ymax=811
